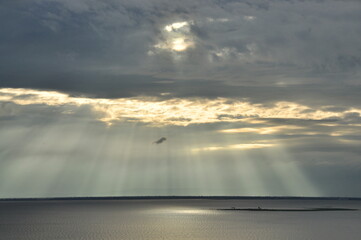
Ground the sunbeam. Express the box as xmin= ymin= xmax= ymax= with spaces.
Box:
xmin=1 ymin=86 xmax=359 ymax=197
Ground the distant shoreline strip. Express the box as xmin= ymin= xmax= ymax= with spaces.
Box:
xmin=216 ymin=208 xmax=358 ymax=212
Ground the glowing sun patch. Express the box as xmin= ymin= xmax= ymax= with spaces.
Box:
xmin=171 ymin=38 xmax=193 ymax=51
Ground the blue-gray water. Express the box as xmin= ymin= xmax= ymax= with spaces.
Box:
xmin=1 ymin=199 xmax=360 ymax=239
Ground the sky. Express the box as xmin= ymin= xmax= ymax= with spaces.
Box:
xmin=0 ymin=0 xmax=361 ymax=198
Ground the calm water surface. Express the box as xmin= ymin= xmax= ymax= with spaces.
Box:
xmin=0 ymin=199 xmax=360 ymax=239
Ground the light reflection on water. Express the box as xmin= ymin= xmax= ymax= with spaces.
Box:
xmin=0 ymin=199 xmax=360 ymax=240
xmin=145 ymin=207 xmax=215 ymax=215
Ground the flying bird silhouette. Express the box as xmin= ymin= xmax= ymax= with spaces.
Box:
xmin=154 ymin=137 xmax=166 ymax=144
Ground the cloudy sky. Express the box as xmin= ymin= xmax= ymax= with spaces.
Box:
xmin=1 ymin=0 xmax=361 ymax=198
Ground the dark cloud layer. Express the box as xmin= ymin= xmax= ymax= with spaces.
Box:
xmin=2 ymin=72 xmax=361 ymax=109
xmin=1 ymin=0 xmax=361 ymax=105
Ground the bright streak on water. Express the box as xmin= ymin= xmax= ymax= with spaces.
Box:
xmin=146 ymin=207 xmax=214 ymax=215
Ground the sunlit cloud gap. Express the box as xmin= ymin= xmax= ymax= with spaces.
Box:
xmin=219 ymin=126 xmax=305 ymax=134
xmin=192 ymin=143 xmax=275 ymax=152
xmin=1 ymin=88 xmax=361 ymax=126
xmin=151 ymin=21 xmax=195 ymax=53
xmin=164 ymin=21 xmax=189 ymax=32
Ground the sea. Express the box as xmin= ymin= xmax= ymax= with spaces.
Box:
xmin=0 ymin=198 xmax=360 ymax=239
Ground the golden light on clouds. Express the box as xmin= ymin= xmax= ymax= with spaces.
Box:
xmin=192 ymin=142 xmax=276 ymax=152
xmin=1 ymin=88 xmax=361 ymax=127
xmin=220 ymin=126 xmax=305 ymax=134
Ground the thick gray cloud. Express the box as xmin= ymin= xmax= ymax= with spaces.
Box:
xmin=0 ymin=0 xmax=360 ymax=115
xmin=1 ymin=0 xmax=360 ymax=93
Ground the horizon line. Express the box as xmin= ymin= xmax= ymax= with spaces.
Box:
xmin=1 ymin=196 xmax=361 ymax=201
